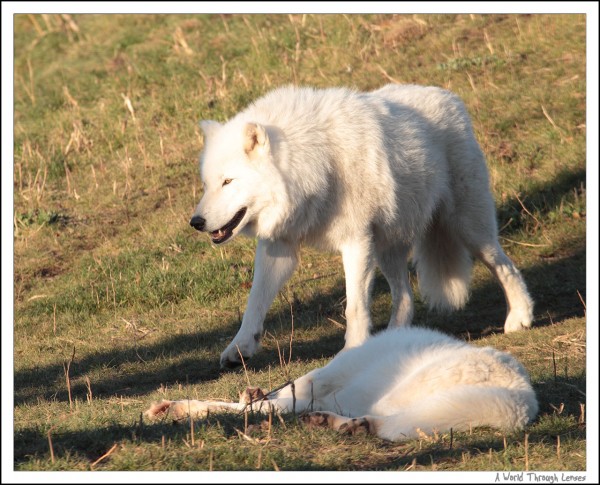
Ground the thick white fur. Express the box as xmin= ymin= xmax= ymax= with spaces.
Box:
xmin=145 ymin=327 xmax=538 ymax=441
xmin=192 ymin=84 xmax=534 ymax=367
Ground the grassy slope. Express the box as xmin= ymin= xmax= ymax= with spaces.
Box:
xmin=12 ymin=14 xmax=587 ymax=471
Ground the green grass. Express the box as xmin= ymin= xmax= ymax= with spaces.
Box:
xmin=11 ymin=13 xmax=587 ymax=472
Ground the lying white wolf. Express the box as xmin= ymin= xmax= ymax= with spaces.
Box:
xmin=145 ymin=326 xmax=538 ymax=441
xmin=190 ymin=84 xmax=534 ymax=367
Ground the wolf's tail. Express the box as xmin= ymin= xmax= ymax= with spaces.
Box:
xmin=373 ymin=386 xmax=538 ymax=441
xmin=413 ymin=217 xmax=472 ymax=311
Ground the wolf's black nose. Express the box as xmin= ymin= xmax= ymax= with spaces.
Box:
xmin=190 ymin=215 xmax=206 ymax=231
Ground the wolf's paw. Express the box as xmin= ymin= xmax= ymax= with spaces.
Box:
xmin=144 ymin=400 xmax=194 ymax=421
xmin=220 ymin=336 xmax=260 ymax=369
xmin=301 ymin=411 xmax=337 ymax=429
xmin=337 ymin=417 xmax=371 ymax=435
xmin=504 ymin=307 xmax=533 ymax=333
xmin=239 ymin=387 xmax=267 ymax=404
xmin=301 ymin=411 xmax=372 ymax=435
xmin=144 ymin=400 xmax=211 ymax=421
xmin=144 ymin=400 xmax=175 ymax=419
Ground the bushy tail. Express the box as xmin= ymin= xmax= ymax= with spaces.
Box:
xmin=375 ymin=386 xmax=538 ymax=441
xmin=414 ymin=218 xmax=472 ymax=311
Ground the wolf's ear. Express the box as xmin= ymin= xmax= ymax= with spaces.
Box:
xmin=244 ymin=122 xmax=270 ymax=160
xmin=199 ymin=120 xmax=222 ymax=139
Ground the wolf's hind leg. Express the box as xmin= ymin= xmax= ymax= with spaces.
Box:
xmin=452 ymin=185 xmax=533 ymax=332
xmin=375 ymin=241 xmax=414 ymax=327
xmin=476 ymin=243 xmax=534 ymax=332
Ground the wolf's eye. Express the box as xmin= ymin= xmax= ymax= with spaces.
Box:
xmin=222 ymin=178 xmax=232 ymax=187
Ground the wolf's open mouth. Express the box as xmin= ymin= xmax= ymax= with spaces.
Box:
xmin=210 ymin=208 xmax=247 ymax=244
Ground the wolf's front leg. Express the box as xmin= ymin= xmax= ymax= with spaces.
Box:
xmin=145 ymin=388 xmax=289 ymax=420
xmin=220 ymin=239 xmax=298 ymax=368
xmin=340 ymin=240 xmax=376 ymax=349
xmin=144 ymin=399 xmax=246 ymax=420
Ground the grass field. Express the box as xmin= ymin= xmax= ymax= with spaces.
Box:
xmin=9 ymin=12 xmax=590 ymax=474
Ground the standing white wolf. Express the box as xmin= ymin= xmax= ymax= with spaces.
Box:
xmin=190 ymin=84 xmax=534 ymax=368
xmin=146 ymin=326 xmax=539 ymax=441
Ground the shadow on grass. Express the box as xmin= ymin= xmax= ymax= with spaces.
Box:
xmin=13 ymin=410 xmax=337 ymax=469
xmin=534 ymin=374 xmax=587 ymax=417
xmin=351 ymin=422 xmax=586 ymax=471
xmin=13 ymin=320 xmax=240 ymax=406
xmin=13 ymin=400 xmax=586 ymax=469
xmin=496 ymin=167 xmax=585 ymax=237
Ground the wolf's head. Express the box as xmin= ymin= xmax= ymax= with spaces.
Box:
xmin=190 ymin=120 xmax=281 ymax=244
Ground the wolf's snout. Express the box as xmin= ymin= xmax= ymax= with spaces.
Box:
xmin=190 ymin=215 xmax=206 ymax=231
